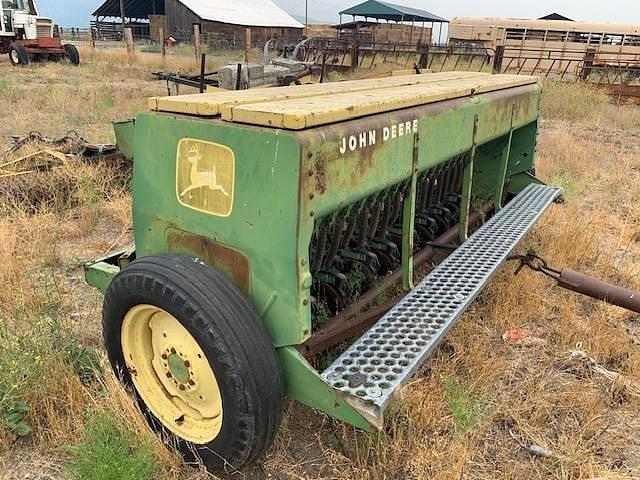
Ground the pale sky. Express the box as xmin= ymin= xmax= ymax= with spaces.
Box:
xmin=41 ymin=0 xmax=640 ymax=28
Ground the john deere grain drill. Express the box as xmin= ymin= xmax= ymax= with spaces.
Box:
xmin=85 ymin=71 xmax=561 ymax=471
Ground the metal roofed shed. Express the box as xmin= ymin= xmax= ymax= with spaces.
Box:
xmin=92 ymin=0 xmax=303 ymax=42
xmin=172 ymin=0 xmax=302 ymax=28
xmin=340 ymin=0 xmax=447 ymax=23
xmin=338 ymin=0 xmax=448 ymax=44
xmin=92 ymin=0 xmax=166 ymax=38
xmin=334 ymin=20 xmax=380 ymax=30
xmin=93 ymin=0 xmax=165 ymax=21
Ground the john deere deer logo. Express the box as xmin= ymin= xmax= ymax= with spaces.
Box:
xmin=176 ymin=139 xmax=235 ymax=217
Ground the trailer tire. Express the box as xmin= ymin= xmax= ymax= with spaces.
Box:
xmin=102 ymin=254 xmax=283 ymax=473
xmin=63 ymin=44 xmax=80 ymax=65
xmin=8 ymin=42 xmax=28 ymax=66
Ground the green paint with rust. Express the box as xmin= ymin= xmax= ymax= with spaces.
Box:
xmin=113 ymin=120 xmax=135 ymax=160
xmin=84 ymin=261 xmax=119 ymax=294
xmin=85 ymin=82 xmax=543 ymax=429
xmin=277 ymin=346 xmax=373 ymax=431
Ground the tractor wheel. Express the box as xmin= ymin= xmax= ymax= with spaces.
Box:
xmin=8 ymin=42 xmax=29 ymax=66
xmin=102 ymin=254 xmax=283 ymax=472
xmin=63 ymin=44 xmax=80 ymax=65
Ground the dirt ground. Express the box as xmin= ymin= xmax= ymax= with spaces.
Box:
xmin=0 ymin=47 xmax=639 ymax=480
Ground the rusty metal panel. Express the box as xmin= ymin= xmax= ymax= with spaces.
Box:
xmin=166 ymin=229 xmax=251 ymax=296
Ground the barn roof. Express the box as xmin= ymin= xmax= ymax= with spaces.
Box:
xmin=94 ymin=0 xmax=304 ymax=28
xmin=180 ymin=0 xmax=303 ymax=28
xmin=539 ymin=12 xmax=573 ymax=21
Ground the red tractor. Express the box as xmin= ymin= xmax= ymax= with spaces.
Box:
xmin=1 ymin=0 xmax=79 ymax=66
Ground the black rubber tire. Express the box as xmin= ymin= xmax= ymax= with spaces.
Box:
xmin=102 ymin=254 xmax=283 ymax=472
xmin=8 ymin=42 xmax=29 ymax=66
xmin=63 ymin=44 xmax=80 ymax=65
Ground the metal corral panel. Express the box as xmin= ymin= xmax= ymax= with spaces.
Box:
xmin=151 ymin=72 xmax=537 ymax=130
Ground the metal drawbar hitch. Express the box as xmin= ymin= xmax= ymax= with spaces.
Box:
xmin=508 ymin=251 xmax=640 ymax=314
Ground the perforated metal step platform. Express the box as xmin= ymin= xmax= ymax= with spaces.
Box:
xmin=321 ymin=184 xmax=562 ymax=426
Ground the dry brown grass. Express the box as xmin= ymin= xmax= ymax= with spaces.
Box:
xmin=0 ymin=50 xmax=638 ymax=479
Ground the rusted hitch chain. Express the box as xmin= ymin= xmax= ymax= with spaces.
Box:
xmin=508 ymin=251 xmax=640 ymax=314
xmin=7 ymin=130 xmax=82 ymax=154
xmin=6 ymin=131 xmax=118 ymax=158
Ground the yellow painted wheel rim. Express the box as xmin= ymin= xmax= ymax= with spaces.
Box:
xmin=121 ymin=304 xmax=223 ymax=444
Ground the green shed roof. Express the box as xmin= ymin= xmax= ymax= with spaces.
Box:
xmin=340 ymin=0 xmax=448 ymax=23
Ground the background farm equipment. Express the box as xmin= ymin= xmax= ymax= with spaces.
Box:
xmin=0 ymin=0 xmax=79 ymax=66
xmin=0 ymin=131 xmax=129 ymax=213
xmin=153 ymin=50 xmax=317 ymax=95
xmin=5 ymin=131 xmax=123 ymax=166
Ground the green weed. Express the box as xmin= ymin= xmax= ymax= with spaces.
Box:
xmin=314 ymin=303 xmax=331 ymax=329
xmin=375 ymin=290 xmax=391 ymax=306
xmin=548 ymin=172 xmax=580 ymax=200
xmin=66 ymin=410 xmax=158 ymax=480
xmin=442 ymin=377 xmax=488 ymax=436
xmin=2 ymin=399 xmax=31 ymax=437
xmin=66 ymin=344 xmax=102 ymax=384
xmin=139 ymin=44 xmax=161 ymax=53
xmin=0 ymin=283 xmax=101 ymax=440
xmin=99 ymin=87 xmax=115 ymax=109
xmin=347 ymin=266 xmax=367 ymax=299
xmin=0 ymin=76 xmax=21 ymax=100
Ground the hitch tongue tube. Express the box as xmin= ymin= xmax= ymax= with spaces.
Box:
xmin=557 ymin=269 xmax=640 ymax=314
xmin=510 ymin=253 xmax=640 ymax=314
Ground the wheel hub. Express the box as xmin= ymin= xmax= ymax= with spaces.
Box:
xmin=166 ymin=352 xmax=190 ymax=384
xmin=121 ymin=304 xmax=223 ymax=444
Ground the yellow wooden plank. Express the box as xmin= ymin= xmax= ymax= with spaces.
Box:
xmin=224 ymin=75 xmax=538 ymax=130
xmin=150 ymin=71 xmax=490 ymax=116
xmin=148 ymin=97 xmax=160 ymax=110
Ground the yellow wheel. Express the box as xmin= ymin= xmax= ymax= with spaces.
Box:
xmin=103 ymin=255 xmax=283 ymax=472
xmin=121 ymin=305 xmax=223 ymax=443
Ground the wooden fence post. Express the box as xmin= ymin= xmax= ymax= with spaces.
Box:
xmin=350 ymin=35 xmax=360 ymax=70
xmin=193 ymin=23 xmax=201 ymax=62
xmin=580 ymin=48 xmax=596 ymax=81
xmin=199 ymin=53 xmax=206 ymax=93
xmin=493 ymin=45 xmax=505 ymax=74
xmin=124 ymin=27 xmax=135 ymax=61
xmin=418 ymin=42 xmax=429 ymax=69
xmin=159 ymin=26 xmax=166 ymax=59
xmin=245 ymin=27 xmax=251 ymax=63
